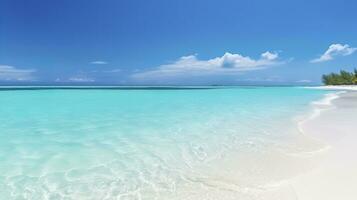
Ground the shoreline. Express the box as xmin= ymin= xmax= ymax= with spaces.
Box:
xmin=307 ymin=85 xmax=357 ymax=91
xmin=291 ymin=92 xmax=343 ymax=157
xmin=291 ymin=90 xmax=357 ymax=199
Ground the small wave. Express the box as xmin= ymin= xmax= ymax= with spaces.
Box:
xmin=311 ymin=91 xmax=345 ymax=106
xmin=293 ymin=91 xmax=344 ymax=157
xmin=304 ymin=91 xmax=344 ymax=122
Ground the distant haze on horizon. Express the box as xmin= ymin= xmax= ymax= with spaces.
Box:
xmin=1 ymin=0 xmax=357 ymax=85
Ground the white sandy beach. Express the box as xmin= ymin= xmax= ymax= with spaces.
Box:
xmin=310 ymin=85 xmax=357 ymax=91
xmin=292 ymin=90 xmax=357 ymax=199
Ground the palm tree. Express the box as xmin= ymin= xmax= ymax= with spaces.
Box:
xmin=322 ymin=69 xmax=357 ymax=85
xmin=353 ymin=69 xmax=357 ymax=85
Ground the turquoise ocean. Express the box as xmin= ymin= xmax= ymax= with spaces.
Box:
xmin=0 ymin=87 xmax=330 ymax=199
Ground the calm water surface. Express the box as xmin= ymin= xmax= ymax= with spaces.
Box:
xmin=0 ymin=87 xmax=329 ymax=199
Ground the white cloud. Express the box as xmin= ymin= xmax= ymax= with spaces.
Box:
xmin=132 ymin=51 xmax=283 ymax=79
xmin=0 ymin=65 xmax=36 ymax=81
xmin=68 ymin=76 xmax=95 ymax=82
xmin=239 ymin=76 xmax=282 ymax=82
xmin=90 ymin=61 xmax=108 ymax=65
xmin=296 ymin=79 xmax=312 ymax=83
xmin=311 ymin=43 xmax=356 ymax=63
xmin=261 ymin=51 xmax=278 ymax=60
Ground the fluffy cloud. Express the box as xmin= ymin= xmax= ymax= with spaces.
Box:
xmin=132 ymin=51 xmax=282 ymax=79
xmin=311 ymin=43 xmax=356 ymax=63
xmin=90 ymin=61 xmax=108 ymax=65
xmin=0 ymin=65 xmax=36 ymax=81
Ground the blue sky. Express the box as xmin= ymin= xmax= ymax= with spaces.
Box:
xmin=1 ymin=0 xmax=357 ymax=85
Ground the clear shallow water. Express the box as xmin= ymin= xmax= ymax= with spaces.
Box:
xmin=0 ymin=87 xmax=329 ymax=199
